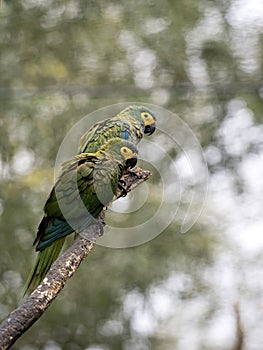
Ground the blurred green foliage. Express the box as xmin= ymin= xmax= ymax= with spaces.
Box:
xmin=0 ymin=0 xmax=263 ymax=349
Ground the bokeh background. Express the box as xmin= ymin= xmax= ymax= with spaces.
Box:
xmin=1 ymin=0 xmax=263 ymax=349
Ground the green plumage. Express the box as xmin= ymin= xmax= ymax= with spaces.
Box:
xmin=23 ymin=138 xmax=138 ymax=295
xmin=79 ymin=105 xmax=156 ymax=153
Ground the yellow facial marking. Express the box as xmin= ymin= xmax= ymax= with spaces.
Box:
xmin=120 ymin=146 xmax=137 ymax=160
xmin=140 ymin=112 xmax=155 ymax=126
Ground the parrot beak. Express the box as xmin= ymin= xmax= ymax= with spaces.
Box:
xmin=144 ymin=122 xmax=156 ymax=136
xmin=125 ymin=157 xmax=137 ymax=169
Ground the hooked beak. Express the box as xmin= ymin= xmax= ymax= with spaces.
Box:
xmin=125 ymin=157 xmax=137 ymax=169
xmin=144 ymin=122 xmax=156 ymax=136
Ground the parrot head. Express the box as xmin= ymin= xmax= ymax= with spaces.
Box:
xmin=100 ymin=138 xmax=138 ymax=169
xmin=140 ymin=109 xmax=156 ymax=136
xmin=121 ymin=105 xmax=157 ymax=136
xmin=120 ymin=145 xmax=138 ymax=169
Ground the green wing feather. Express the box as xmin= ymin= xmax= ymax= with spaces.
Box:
xmin=79 ymin=117 xmax=142 ymax=153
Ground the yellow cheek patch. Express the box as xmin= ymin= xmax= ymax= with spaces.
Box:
xmin=141 ymin=112 xmax=155 ymax=126
xmin=120 ymin=146 xmax=137 ymax=160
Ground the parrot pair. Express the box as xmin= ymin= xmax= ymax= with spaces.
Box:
xmin=23 ymin=105 xmax=156 ymax=295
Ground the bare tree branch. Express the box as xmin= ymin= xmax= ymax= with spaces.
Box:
xmin=233 ymin=303 xmax=244 ymax=350
xmin=0 ymin=167 xmax=151 ymax=350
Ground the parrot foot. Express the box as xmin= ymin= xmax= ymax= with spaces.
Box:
xmin=127 ymin=168 xmax=140 ymax=178
xmin=79 ymin=217 xmax=105 ymax=241
xmin=118 ymin=180 xmax=127 ymax=197
xmin=97 ymin=218 xmax=105 ymax=236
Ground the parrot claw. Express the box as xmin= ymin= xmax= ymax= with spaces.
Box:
xmin=97 ymin=220 xmax=105 ymax=236
xmin=127 ymin=168 xmax=140 ymax=178
xmin=118 ymin=180 xmax=127 ymax=197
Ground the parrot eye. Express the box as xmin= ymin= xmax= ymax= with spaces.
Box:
xmin=141 ymin=112 xmax=150 ymax=119
xmin=120 ymin=147 xmax=130 ymax=157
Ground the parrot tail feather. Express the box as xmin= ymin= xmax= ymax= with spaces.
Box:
xmin=21 ymin=237 xmax=66 ymax=297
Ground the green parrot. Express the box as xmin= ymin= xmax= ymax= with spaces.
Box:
xmin=23 ymin=138 xmax=138 ymax=295
xmin=78 ymin=105 xmax=156 ymax=153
